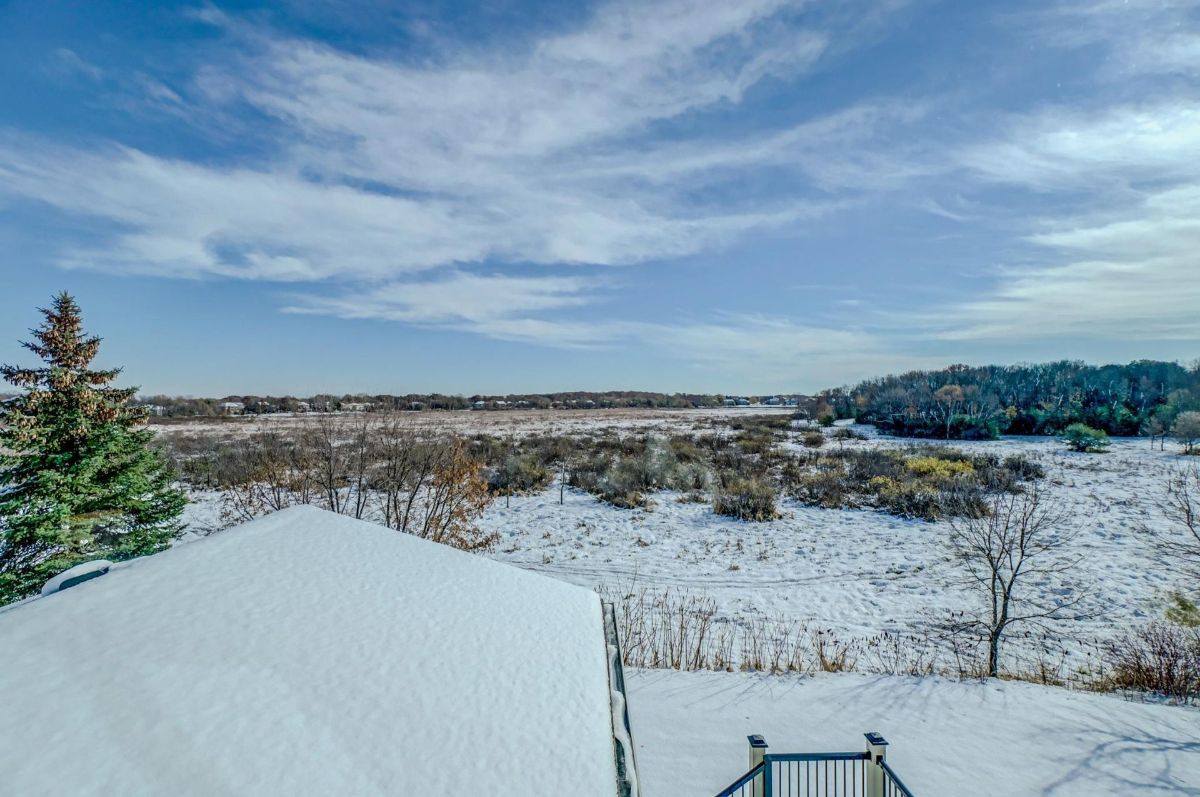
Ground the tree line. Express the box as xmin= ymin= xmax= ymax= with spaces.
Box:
xmin=134 ymin=390 xmax=757 ymax=416
xmin=821 ymin=360 xmax=1200 ymax=441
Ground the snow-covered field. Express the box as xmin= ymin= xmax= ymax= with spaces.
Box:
xmin=167 ymin=415 xmax=1200 ymax=795
xmin=628 ymin=669 xmax=1200 ymax=796
xmin=155 ymin=405 xmax=783 ymax=437
xmin=182 ymin=416 xmax=1186 ymax=673
xmin=479 ymin=433 xmax=1182 ymax=670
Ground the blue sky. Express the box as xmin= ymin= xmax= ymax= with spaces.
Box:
xmin=1 ymin=0 xmax=1197 ymax=396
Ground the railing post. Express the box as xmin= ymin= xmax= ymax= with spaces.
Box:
xmin=865 ymin=732 xmax=888 ymax=797
xmin=748 ymin=735 xmax=768 ymax=797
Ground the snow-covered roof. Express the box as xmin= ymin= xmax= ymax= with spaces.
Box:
xmin=0 ymin=506 xmax=621 ymax=795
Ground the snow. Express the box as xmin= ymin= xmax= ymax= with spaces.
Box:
xmin=0 ymin=506 xmax=620 ymax=796
xmin=609 ymin=644 xmax=640 ymax=795
xmin=627 ymin=669 xmax=1200 ymax=796
xmin=180 ymin=432 xmax=1187 ymax=671
xmin=160 ymin=422 xmax=1200 ymax=794
xmin=471 ymin=434 xmax=1184 ymax=670
xmin=40 ymin=558 xmax=112 ymax=595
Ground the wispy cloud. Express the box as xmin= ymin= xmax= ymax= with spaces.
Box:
xmin=959 ymin=102 xmax=1200 ymax=191
xmin=5 ymin=0 xmax=1195 ymax=391
xmin=290 ymin=272 xmax=933 ymax=387
xmin=937 ymin=184 xmax=1200 ymax=342
xmin=931 ymin=1 xmax=1200 ymax=347
xmin=0 ymin=0 xmax=920 ymax=285
xmin=284 ymin=273 xmax=604 ymax=333
xmin=1025 ymin=0 xmax=1200 ymax=80
xmin=45 ymin=48 xmax=104 ymax=83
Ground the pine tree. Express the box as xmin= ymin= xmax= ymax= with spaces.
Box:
xmin=0 ymin=292 xmax=185 ymax=603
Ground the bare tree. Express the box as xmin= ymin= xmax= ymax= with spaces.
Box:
xmin=306 ymin=414 xmax=350 ymax=514
xmin=932 ymin=384 xmax=964 ymax=440
xmin=1146 ymin=466 xmax=1200 ymax=584
xmin=1174 ymin=412 xmax=1200 ymax=455
xmin=220 ymin=427 xmax=312 ymax=525
xmin=944 ymin=485 xmax=1086 ymax=677
xmin=373 ymin=416 xmax=442 ymax=534
xmin=345 ymin=413 xmax=375 ymax=520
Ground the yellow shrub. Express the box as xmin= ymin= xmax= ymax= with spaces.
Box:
xmin=904 ymin=456 xmax=974 ymax=479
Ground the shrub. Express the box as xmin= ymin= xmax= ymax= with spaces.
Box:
xmin=1105 ymin=622 xmax=1200 ymax=702
xmin=713 ymin=473 xmax=780 ymax=521
xmin=871 ymin=476 xmax=986 ymax=520
xmin=667 ymin=435 xmax=706 ymax=463
xmin=904 ymin=456 xmax=975 ymax=480
xmin=669 ymin=461 xmax=711 ymax=492
xmin=832 ymin=426 xmax=866 ymax=441
xmin=1062 ymin=423 xmax=1110 ymax=453
xmin=1002 ymin=454 xmax=1045 ymax=481
xmin=567 ymin=452 xmax=612 ymax=494
xmin=567 ymin=435 xmax=681 ymax=508
xmin=488 ymin=452 xmax=551 ymax=495
xmin=818 ymin=412 xmax=836 ymax=427
xmin=802 ymin=431 xmax=825 ymax=448
xmin=779 ymin=445 xmax=1037 ymax=520
xmin=736 ymin=429 xmax=778 ymax=456
xmin=729 ymin=414 xmax=793 ymax=432
xmin=784 ymin=469 xmax=852 ymax=509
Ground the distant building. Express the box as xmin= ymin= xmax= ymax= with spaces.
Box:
xmin=219 ymin=401 xmax=244 ymax=415
xmin=341 ymin=402 xmax=371 ymax=412
xmin=295 ymin=401 xmax=311 ymax=412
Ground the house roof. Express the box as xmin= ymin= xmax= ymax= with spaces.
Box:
xmin=0 ymin=506 xmax=620 ymax=796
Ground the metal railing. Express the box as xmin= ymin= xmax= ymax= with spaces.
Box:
xmin=715 ymin=733 xmax=915 ymax=797
xmin=715 ymin=761 xmax=766 ymax=797
xmin=880 ymin=760 xmax=915 ymax=797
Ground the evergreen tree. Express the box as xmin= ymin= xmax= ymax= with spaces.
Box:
xmin=0 ymin=292 xmax=185 ymax=603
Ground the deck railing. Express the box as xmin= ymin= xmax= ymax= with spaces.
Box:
xmin=715 ymin=733 xmax=914 ymax=797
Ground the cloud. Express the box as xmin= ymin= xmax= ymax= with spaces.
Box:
xmin=45 ymin=48 xmax=104 ymax=82
xmin=937 ymin=184 xmax=1200 ymax=342
xmin=959 ymin=102 xmax=1200 ymax=191
xmin=935 ymin=1 xmax=1200 ymax=347
xmin=285 ymin=271 xmax=604 ymax=326
xmin=287 ymin=271 xmax=933 ymax=388
xmin=1025 ymin=0 xmax=1200 ymax=80
xmin=0 ymin=0 xmax=916 ymax=285
xmin=641 ymin=314 xmax=935 ymax=388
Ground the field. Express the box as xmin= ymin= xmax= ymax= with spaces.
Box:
xmin=172 ymin=407 xmax=1185 ymax=679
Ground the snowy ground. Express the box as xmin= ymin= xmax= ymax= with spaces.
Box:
xmin=627 ymin=669 xmax=1200 ymax=796
xmin=182 ymin=424 xmax=1188 ymax=673
xmin=169 ymin=418 xmax=1200 ymax=795
xmin=154 ymin=405 xmax=783 ymax=437
xmin=476 ymin=433 xmax=1182 ymax=670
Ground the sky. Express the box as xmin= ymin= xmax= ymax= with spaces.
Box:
xmin=0 ymin=0 xmax=1197 ymax=396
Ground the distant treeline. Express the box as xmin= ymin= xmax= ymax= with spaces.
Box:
xmin=133 ymin=391 xmax=803 ymax=417
xmin=820 ymin=360 xmax=1200 ymax=439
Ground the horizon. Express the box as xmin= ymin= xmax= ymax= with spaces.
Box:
xmin=3 ymin=0 xmax=1199 ymax=395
